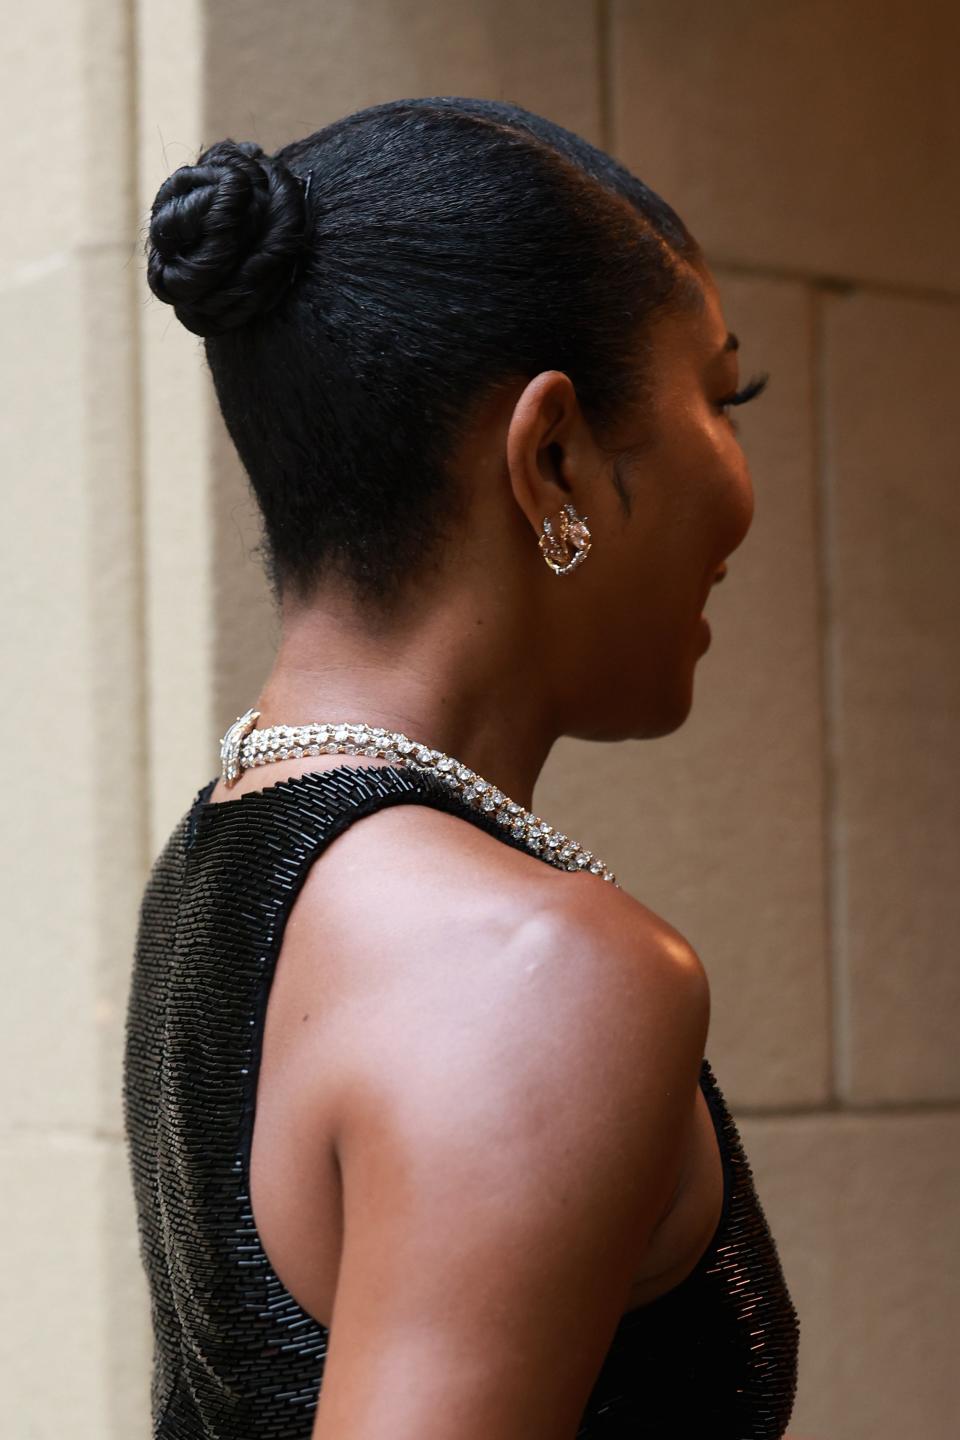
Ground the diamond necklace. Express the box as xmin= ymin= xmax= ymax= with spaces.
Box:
xmin=219 ymin=708 xmax=619 ymax=887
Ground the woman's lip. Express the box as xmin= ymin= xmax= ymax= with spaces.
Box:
xmin=702 ymin=561 xmax=731 ymax=607
xmin=701 ymin=562 xmax=728 ymax=614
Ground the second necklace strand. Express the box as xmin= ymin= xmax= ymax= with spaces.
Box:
xmin=220 ymin=710 xmax=620 ymax=888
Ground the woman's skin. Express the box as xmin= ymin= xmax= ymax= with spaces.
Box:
xmin=208 ymin=259 xmax=766 ymax=1438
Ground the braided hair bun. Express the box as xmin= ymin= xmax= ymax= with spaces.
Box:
xmin=145 ymin=139 xmax=310 ymax=337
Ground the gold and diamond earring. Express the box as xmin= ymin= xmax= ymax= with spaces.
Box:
xmin=538 ymin=502 xmax=592 ymax=575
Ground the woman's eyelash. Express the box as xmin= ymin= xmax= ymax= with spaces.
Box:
xmin=718 ymin=371 xmax=770 ymax=426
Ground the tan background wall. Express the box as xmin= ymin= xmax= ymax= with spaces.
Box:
xmin=2 ymin=2 xmax=957 ymax=1437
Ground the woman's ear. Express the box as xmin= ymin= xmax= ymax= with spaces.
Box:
xmin=504 ymin=370 xmax=586 ymax=539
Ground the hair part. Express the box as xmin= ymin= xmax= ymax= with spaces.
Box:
xmin=145 ymin=97 xmax=705 ymax=622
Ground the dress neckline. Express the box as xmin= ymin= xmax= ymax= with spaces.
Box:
xmin=184 ymin=762 xmax=546 ymax=862
xmin=191 ymin=761 xmax=417 ymax=814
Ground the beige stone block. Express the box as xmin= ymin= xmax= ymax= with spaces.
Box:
xmin=135 ymin=0 xmax=223 ymax=848
xmin=1 ymin=0 xmax=134 ymax=270
xmin=536 ymin=275 xmax=829 ymax=1110
xmin=610 ymin=1 xmax=960 ymax=292
xmin=739 ymin=1108 xmax=960 ymax=1440
xmin=135 ymin=0 xmax=205 ymax=203
xmin=205 ymin=0 xmax=604 ymax=152
xmin=0 ymin=1135 xmax=151 ymax=1439
xmin=138 ymin=276 xmax=221 ymax=848
xmin=822 ymin=290 xmax=960 ymax=1103
xmin=0 ymin=251 xmax=145 ymax=1134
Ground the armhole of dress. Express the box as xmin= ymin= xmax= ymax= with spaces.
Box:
xmin=636 ymin=1061 xmax=734 ymax=1302
xmin=695 ymin=1058 xmax=734 ymax=1263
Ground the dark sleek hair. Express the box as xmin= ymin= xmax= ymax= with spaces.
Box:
xmin=145 ymin=97 xmax=705 ymax=617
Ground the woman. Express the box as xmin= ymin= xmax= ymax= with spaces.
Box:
xmin=124 ymin=96 xmax=800 ymax=1438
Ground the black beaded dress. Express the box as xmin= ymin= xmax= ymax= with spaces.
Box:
xmin=123 ymin=762 xmax=800 ymax=1438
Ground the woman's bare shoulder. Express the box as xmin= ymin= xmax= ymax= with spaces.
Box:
xmin=276 ymin=791 xmax=709 ymax=1082
xmin=291 ymin=785 xmax=702 ymax=961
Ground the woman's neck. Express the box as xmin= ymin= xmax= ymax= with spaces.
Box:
xmin=254 ymin=592 xmax=557 ymax=814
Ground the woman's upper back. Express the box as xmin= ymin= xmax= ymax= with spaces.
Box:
xmin=122 ymin=760 xmax=800 ymax=1438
